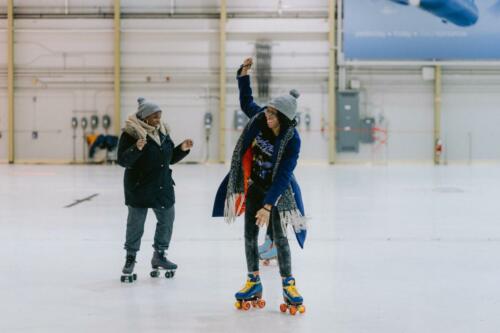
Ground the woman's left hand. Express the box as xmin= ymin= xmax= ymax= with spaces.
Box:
xmin=255 ymin=207 xmax=271 ymax=227
xmin=181 ymin=139 xmax=194 ymax=151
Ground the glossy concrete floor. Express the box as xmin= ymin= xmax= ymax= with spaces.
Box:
xmin=1 ymin=163 xmax=499 ymax=332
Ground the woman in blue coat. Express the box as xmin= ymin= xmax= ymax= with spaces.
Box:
xmin=212 ymin=58 xmax=307 ymax=313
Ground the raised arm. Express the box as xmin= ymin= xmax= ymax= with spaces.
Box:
xmin=170 ymin=139 xmax=192 ymax=165
xmin=237 ymin=57 xmax=263 ymax=119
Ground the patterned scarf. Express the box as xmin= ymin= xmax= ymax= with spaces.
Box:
xmin=224 ymin=114 xmax=307 ymax=233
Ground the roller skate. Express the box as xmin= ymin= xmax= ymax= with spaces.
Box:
xmin=258 ymin=235 xmax=273 ymax=254
xmin=279 ymin=276 xmax=306 ymax=316
xmin=260 ymin=245 xmax=277 ymax=266
xmin=120 ymin=254 xmax=137 ymax=283
xmin=234 ymin=273 xmax=266 ymax=311
xmin=150 ymin=250 xmax=177 ymax=279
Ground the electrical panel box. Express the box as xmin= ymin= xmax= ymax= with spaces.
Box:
xmin=360 ymin=117 xmax=375 ymax=143
xmin=336 ymin=91 xmax=360 ymax=152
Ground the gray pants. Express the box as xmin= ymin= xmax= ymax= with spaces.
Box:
xmin=245 ymin=184 xmax=292 ymax=277
xmin=124 ymin=205 xmax=175 ymax=254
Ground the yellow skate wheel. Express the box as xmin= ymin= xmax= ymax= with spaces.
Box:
xmin=298 ymin=305 xmax=306 ymax=314
xmin=242 ymin=301 xmax=251 ymax=311
xmin=279 ymin=303 xmax=288 ymax=313
xmin=257 ymin=299 xmax=266 ymax=309
xmin=289 ymin=306 xmax=297 ymax=316
xmin=235 ymin=301 xmax=242 ymax=310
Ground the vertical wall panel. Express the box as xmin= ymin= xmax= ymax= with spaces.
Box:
xmin=0 ymin=19 xmax=7 ymax=161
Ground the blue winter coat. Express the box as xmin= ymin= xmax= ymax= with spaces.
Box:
xmin=212 ymin=74 xmax=307 ymax=248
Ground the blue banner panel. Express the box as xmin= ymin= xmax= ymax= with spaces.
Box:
xmin=343 ymin=0 xmax=500 ymax=61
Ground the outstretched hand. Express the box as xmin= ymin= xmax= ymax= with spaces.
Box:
xmin=181 ymin=139 xmax=193 ymax=151
xmin=255 ymin=207 xmax=270 ymax=228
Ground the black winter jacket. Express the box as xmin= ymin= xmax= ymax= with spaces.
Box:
xmin=117 ymin=131 xmax=189 ymax=209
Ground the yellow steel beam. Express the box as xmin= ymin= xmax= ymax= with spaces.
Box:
xmin=7 ymin=0 xmax=14 ymax=163
xmin=219 ymin=0 xmax=227 ymax=163
xmin=328 ymin=0 xmax=337 ymax=164
xmin=114 ymin=0 xmax=121 ymax=135
xmin=434 ymin=65 xmax=442 ymax=165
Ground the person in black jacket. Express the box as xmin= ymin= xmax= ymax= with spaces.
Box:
xmin=117 ymin=97 xmax=193 ymax=282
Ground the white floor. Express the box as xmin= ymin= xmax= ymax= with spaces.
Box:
xmin=1 ymin=163 xmax=499 ymax=333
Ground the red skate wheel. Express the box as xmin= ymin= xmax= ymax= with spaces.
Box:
xmin=279 ymin=303 xmax=288 ymax=313
xmin=289 ymin=306 xmax=297 ymax=316
xmin=242 ymin=301 xmax=251 ymax=311
xmin=257 ymin=299 xmax=266 ymax=309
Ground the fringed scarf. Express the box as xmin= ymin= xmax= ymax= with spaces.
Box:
xmin=223 ymin=114 xmax=307 ymax=234
xmin=124 ymin=114 xmax=169 ymax=146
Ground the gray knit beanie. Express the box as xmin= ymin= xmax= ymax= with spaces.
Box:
xmin=267 ymin=89 xmax=300 ymax=121
xmin=135 ymin=97 xmax=162 ymax=120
